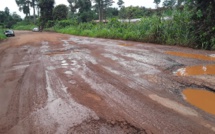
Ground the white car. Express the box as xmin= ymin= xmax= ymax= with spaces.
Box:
xmin=32 ymin=27 xmax=39 ymax=32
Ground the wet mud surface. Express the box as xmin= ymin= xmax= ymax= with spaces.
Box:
xmin=183 ymin=88 xmax=215 ymax=115
xmin=0 ymin=31 xmax=215 ymax=133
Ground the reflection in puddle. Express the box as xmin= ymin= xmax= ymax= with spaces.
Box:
xmin=166 ymin=51 xmax=215 ymax=61
xmin=183 ymin=88 xmax=215 ymax=115
xmin=175 ymin=65 xmax=215 ymax=76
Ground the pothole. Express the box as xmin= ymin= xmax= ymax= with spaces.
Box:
xmin=68 ymin=119 xmax=147 ymax=134
xmin=183 ymin=88 xmax=215 ymax=115
xmin=166 ymin=51 xmax=215 ymax=61
xmin=174 ymin=64 xmax=215 ymax=76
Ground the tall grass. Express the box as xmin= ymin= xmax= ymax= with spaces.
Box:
xmin=0 ymin=29 xmax=6 ymax=41
xmin=13 ymin=21 xmax=36 ymax=30
xmin=13 ymin=24 xmax=36 ymax=30
xmin=54 ymin=8 xmax=195 ymax=47
xmin=13 ymin=8 xmax=199 ymax=49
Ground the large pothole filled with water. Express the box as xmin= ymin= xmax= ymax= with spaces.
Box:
xmin=174 ymin=64 xmax=215 ymax=76
xmin=183 ymin=88 xmax=215 ymax=115
xmin=166 ymin=51 xmax=215 ymax=61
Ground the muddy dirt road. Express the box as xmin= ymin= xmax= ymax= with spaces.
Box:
xmin=0 ymin=31 xmax=215 ymax=134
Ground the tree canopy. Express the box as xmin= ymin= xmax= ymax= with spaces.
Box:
xmin=190 ymin=0 xmax=215 ymax=49
xmin=15 ymin=0 xmax=38 ymax=23
xmin=53 ymin=4 xmax=68 ymax=21
xmin=0 ymin=7 xmax=22 ymax=28
xmin=38 ymin=0 xmax=55 ymax=29
xmin=117 ymin=0 xmax=124 ymax=8
xmin=154 ymin=0 xmax=161 ymax=8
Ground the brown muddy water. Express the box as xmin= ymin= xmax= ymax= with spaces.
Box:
xmin=175 ymin=64 xmax=215 ymax=76
xmin=166 ymin=51 xmax=215 ymax=115
xmin=183 ymin=88 xmax=215 ymax=115
xmin=166 ymin=51 xmax=215 ymax=61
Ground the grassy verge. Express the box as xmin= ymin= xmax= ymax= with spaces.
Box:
xmin=54 ymin=13 xmax=195 ymax=48
xmin=13 ymin=23 xmax=36 ymax=31
xmin=0 ymin=29 xmax=6 ymax=41
xmin=15 ymin=8 xmax=209 ymax=49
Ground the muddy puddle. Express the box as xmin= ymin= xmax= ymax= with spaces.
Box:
xmin=166 ymin=51 xmax=215 ymax=61
xmin=183 ymin=88 xmax=215 ymax=115
xmin=167 ymin=51 xmax=215 ymax=115
xmin=175 ymin=64 xmax=215 ymax=76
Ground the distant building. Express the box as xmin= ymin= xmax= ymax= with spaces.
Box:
xmin=93 ymin=20 xmax=108 ymax=23
xmin=118 ymin=18 xmax=141 ymax=23
xmin=93 ymin=18 xmax=141 ymax=23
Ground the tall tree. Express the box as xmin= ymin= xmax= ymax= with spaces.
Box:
xmin=0 ymin=8 xmax=22 ymax=28
xmin=31 ymin=0 xmax=39 ymax=23
xmin=53 ymin=4 xmax=68 ymax=20
xmin=4 ymin=7 xmax=10 ymax=16
xmin=94 ymin=0 xmax=113 ymax=22
xmin=154 ymin=0 xmax=161 ymax=8
xmin=67 ymin=0 xmax=77 ymax=13
xmin=117 ymin=0 xmax=124 ymax=8
xmin=177 ymin=0 xmax=184 ymax=7
xmin=38 ymin=0 xmax=55 ymax=30
xmin=11 ymin=12 xmax=22 ymax=22
xmin=4 ymin=7 xmax=10 ymax=25
xmin=119 ymin=6 xmax=126 ymax=19
xmin=94 ymin=0 xmax=103 ymax=22
xmin=76 ymin=0 xmax=92 ymax=22
xmin=15 ymin=0 xmax=30 ymax=17
xmin=106 ymin=7 xmax=119 ymax=18
xmin=189 ymin=0 xmax=215 ymax=49
xmin=15 ymin=0 xmax=38 ymax=23
xmin=163 ymin=0 xmax=176 ymax=8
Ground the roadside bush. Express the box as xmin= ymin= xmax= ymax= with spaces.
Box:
xmin=13 ymin=24 xmax=36 ymax=30
xmin=190 ymin=0 xmax=215 ymax=50
xmin=55 ymin=20 xmax=78 ymax=28
xmin=46 ymin=20 xmax=55 ymax=28
xmin=0 ymin=29 xmax=6 ymax=40
xmin=160 ymin=8 xmax=195 ymax=46
xmin=10 ymin=5 xmax=212 ymax=50
xmin=13 ymin=21 xmax=36 ymax=30
xmin=50 ymin=7 xmax=199 ymax=49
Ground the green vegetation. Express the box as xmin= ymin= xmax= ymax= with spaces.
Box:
xmin=13 ymin=24 xmax=36 ymax=30
xmin=0 ymin=7 xmax=22 ymax=28
xmin=52 ymin=8 xmax=194 ymax=47
xmin=1 ymin=0 xmax=214 ymax=50
xmin=38 ymin=0 xmax=55 ymax=30
xmin=190 ymin=0 xmax=215 ymax=50
xmin=0 ymin=7 xmax=22 ymax=41
xmin=0 ymin=29 xmax=6 ymax=40
xmin=15 ymin=0 xmax=38 ymax=23
xmin=53 ymin=4 xmax=68 ymax=21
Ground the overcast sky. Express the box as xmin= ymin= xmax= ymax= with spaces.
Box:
xmin=0 ymin=0 xmax=163 ymax=18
